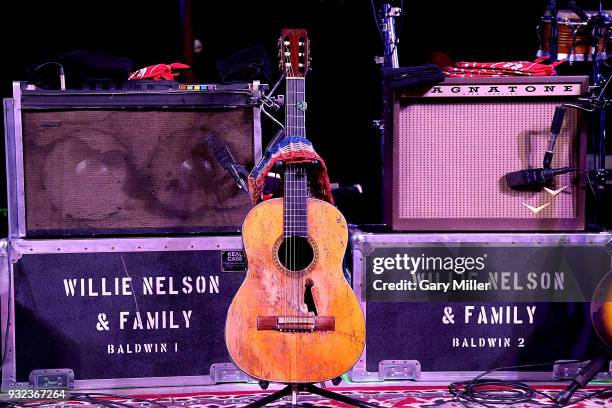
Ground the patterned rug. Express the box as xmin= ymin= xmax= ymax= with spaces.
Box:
xmin=8 ymin=385 xmax=612 ymax=408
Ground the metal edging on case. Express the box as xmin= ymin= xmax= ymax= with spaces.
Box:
xmin=9 ymin=82 xmax=25 ymax=239
xmin=9 ymin=236 xmax=244 ymax=259
xmin=72 ymin=374 xmax=214 ymax=390
xmin=0 ymin=239 xmax=17 ymax=389
xmin=251 ymin=82 xmax=263 ymax=163
xmin=253 ymin=105 xmax=263 ymax=163
xmin=418 ymin=371 xmax=554 ymax=382
xmin=348 ymin=230 xmax=612 ymax=382
xmin=3 ymin=98 xmax=18 ymax=240
xmin=2 ymin=236 xmax=246 ymax=391
xmin=353 ymin=232 xmax=612 ymax=246
xmin=349 ymin=231 xmax=373 ymax=381
xmin=9 ymin=375 xmax=215 ymax=392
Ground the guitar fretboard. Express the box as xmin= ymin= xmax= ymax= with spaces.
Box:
xmin=285 ymin=78 xmax=306 ymax=138
xmin=284 ymin=165 xmax=308 ymax=238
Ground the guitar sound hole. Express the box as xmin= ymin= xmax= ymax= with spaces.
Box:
xmin=277 ymin=237 xmax=314 ymax=272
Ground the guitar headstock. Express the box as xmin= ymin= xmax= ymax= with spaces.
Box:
xmin=278 ymin=28 xmax=310 ymax=77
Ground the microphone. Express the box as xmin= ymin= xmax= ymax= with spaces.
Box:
xmin=203 ymin=134 xmax=249 ymax=193
xmin=504 ymin=167 xmax=577 ymax=191
xmin=543 ymin=106 xmax=566 ymax=169
xmin=556 ymin=352 xmax=610 ymax=405
xmin=505 ymin=104 xmax=577 ymax=191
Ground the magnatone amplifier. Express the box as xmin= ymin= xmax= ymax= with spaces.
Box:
xmin=384 ymin=76 xmax=589 ymax=231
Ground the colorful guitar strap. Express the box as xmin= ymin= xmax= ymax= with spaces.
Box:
xmin=248 ymin=136 xmax=334 ymax=206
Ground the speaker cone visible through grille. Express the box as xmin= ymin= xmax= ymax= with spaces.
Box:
xmin=149 ymin=131 xmax=243 ymax=216
xmin=22 ymin=108 xmax=256 ymax=236
xmin=43 ymin=131 xmax=129 ymax=221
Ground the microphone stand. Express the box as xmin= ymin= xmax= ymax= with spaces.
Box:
xmin=555 ymin=348 xmax=611 ymax=405
xmin=554 ymin=0 xmax=612 ymax=230
xmin=589 ymin=10 xmax=609 ymax=202
xmin=374 ymin=2 xmax=402 ymax=224
xmin=381 ymin=2 xmax=401 ymax=69
xmin=547 ymin=0 xmax=559 ymax=61
xmin=543 ymin=105 xmax=567 ymax=170
xmin=581 ymin=1 xmax=612 ymax=230
xmin=563 ymin=75 xmax=612 ymax=230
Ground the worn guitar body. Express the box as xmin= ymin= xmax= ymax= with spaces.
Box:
xmin=225 ymin=198 xmax=366 ymax=383
xmin=592 ymin=270 xmax=612 ymax=348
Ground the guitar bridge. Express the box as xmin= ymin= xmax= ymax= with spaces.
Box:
xmin=257 ymin=316 xmax=335 ymax=332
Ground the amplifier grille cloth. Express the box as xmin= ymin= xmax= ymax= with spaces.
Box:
xmin=397 ymin=101 xmax=578 ymax=219
xmin=23 ymin=109 xmax=255 ymax=235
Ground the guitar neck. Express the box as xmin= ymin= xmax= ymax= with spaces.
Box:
xmin=285 ymin=77 xmax=306 ymax=138
xmin=284 ymin=165 xmax=308 ymax=238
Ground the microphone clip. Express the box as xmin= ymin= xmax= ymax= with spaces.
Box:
xmin=227 ymin=163 xmax=250 ymax=193
xmin=203 ymin=134 xmax=250 ymax=195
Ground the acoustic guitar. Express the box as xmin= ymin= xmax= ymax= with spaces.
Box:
xmin=225 ymin=29 xmax=366 ymax=383
xmin=591 ymin=270 xmax=612 ymax=348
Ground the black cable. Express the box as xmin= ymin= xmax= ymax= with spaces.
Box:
xmin=26 ymin=61 xmax=66 ymax=90
xmin=386 ymin=1 xmax=403 ymax=62
xmin=450 ymin=362 xmax=557 ymax=406
xmin=567 ymin=386 xmax=612 ymax=404
xmin=70 ymin=394 xmax=125 ymax=408
xmin=1 ymin=395 xmax=72 ymax=408
xmin=397 ymin=0 xmax=404 ymax=37
xmin=1 ymin=391 xmax=169 ymax=408
xmin=450 ymin=378 xmax=555 ymax=406
xmin=450 ymin=361 xmax=612 ymax=407
xmin=570 ymin=168 xmax=599 ymax=200
xmin=71 ymin=392 xmax=168 ymax=408
xmin=75 ymin=394 xmax=131 ymax=408
xmin=369 ymin=0 xmax=385 ymax=46
xmin=560 ymin=103 xmax=598 ymax=191
xmin=557 ymin=101 xmax=609 ymax=205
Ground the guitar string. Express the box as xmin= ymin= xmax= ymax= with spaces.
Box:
xmin=290 ymin=78 xmax=294 ymax=321
xmin=294 ymin=73 xmax=298 ymax=356
xmin=283 ymin=38 xmax=291 ymax=322
xmin=289 ymin=50 xmax=293 ymax=322
xmin=291 ymin=165 xmax=295 ymax=319
xmin=296 ymin=68 xmax=304 ymax=321
xmin=296 ymin=86 xmax=300 ymax=318
xmin=294 ymin=79 xmax=299 ymax=319
xmin=296 ymin=75 xmax=307 ymax=314
xmin=284 ymin=38 xmax=311 ymax=328
xmin=293 ymin=79 xmax=298 ymax=318
xmin=289 ymin=74 xmax=292 ymax=319
xmin=290 ymin=101 xmax=293 ymax=320
xmin=300 ymin=75 xmax=308 ymax=315
xmin=290 ymin=65 xmax=295 ymax=322
xmin=299 ymin=78 xmax=304 ymax=320
xmin=293 ymin=75 xmax=298 ymax=321
xmin=294 ymin=164 xmax=298 ymax=319
xmin=284 ymin=38 xmax=291 ymax=323
xmin=296 ymin=77 xmax=300 ymax=320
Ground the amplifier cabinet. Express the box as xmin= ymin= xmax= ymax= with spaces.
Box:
xmin=4 ymin=82 xmax=262 ymax=238
xmin=384 ymin=76 xmax=589 ymax=231
xmin=350 ymin=230 xmax=612 ymax=382
xmin=0 ymin=236 xmax=251 ymax=390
